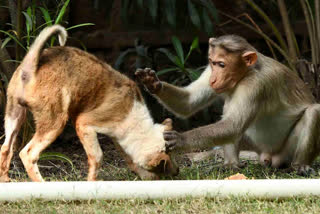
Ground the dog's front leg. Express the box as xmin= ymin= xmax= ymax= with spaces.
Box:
xmin=75 ymin=121 xmax=103 ymax=181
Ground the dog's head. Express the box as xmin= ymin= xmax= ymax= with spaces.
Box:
xmin=143 ymin=118 xmax=179 ymax=178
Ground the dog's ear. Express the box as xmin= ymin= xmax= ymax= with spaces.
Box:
xmin=147 ymin=152 xmax=169 ymax=170
xmin=162 ymin=118 xmax=172 ymax=131
xmin=147 ymin=152 xmax=179 ymax=176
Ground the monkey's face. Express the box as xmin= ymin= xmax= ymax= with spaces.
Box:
xmin=208 ymin=46 xmax=257 ymax=93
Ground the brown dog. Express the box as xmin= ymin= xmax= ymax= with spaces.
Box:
xmin=0 ymin=25 xmax=179 ymax=182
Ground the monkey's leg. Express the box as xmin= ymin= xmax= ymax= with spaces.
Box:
xmin=75 ymin=118 xmax=103 ymax=181
xmin=223 ymin=144 xmax=241 ymax=169
xmin=0 ymin=101 xmax=26 ymax=182
xmin=283 ymin=104 xmax=320 ymax=175
xmin=223 ymin=135 xmax=260 ymax=169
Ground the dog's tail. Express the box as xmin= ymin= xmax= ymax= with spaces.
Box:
xmin=21 ymin=24 xmax=67 ymax=77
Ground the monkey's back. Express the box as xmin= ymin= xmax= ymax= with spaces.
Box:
xmin=255 ymin=54 xmax=315 ymax=110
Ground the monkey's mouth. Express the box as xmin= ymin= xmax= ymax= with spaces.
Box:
xmin=213 ymin=85 xmax=228 ymax=93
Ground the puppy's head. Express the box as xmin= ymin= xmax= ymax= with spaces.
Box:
xmin=144 ymin=118 xmax=179 ymax=178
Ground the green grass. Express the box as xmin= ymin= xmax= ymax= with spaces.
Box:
xmin=1 ymin=195 xmax=320 ymax=214
xmin=3 ymin=145 xmax=320 ymax=213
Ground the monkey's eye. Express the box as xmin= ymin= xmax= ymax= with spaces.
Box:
xmin=218 ymin=62 xmax=225 ymax=68
xmin=209 ymin=60 xmax=217 ymax=66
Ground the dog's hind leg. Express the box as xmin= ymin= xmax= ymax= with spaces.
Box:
xmin=75 ymin=118 xmax=103 ymax=181
xmin=19 ymin=113 xmax=67 ymax=182
xmin=0 ymin=99 xmax=26 ymax=182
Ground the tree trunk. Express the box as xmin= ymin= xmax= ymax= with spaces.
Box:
xmin=277 ymin=0 xmax=298 ymax=62
xmin=296 ymin=60 xmax=320 ymax=101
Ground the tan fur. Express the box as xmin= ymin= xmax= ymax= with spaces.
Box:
xmin=0 ymin=25 xmax=178 ymax=182
xmin=137 ymin=35 xmax=320 ymax=175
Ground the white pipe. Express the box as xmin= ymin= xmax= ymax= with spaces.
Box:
xmin=1 ymin=179 xmax=320 ymax=201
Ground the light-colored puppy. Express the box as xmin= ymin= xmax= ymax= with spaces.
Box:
xmin=0 ymin=25 xmax=179 ymax=182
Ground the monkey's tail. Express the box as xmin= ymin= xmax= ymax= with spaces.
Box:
xmin=21 ymin=24 xmax=67 ymax=76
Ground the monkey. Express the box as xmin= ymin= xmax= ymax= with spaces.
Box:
xmin=135 ymin=35 xmax=320 ymax=175
xmin=0 ymin=25 xmax=179 ymax=182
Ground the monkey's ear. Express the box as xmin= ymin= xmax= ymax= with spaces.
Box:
xmin=242 ymin=51 xmax=257 ymax=66
xmin=162 ymin=118 xmax=173 ymax=131
xmin=209 ymin=37 xmax=216 ymax=45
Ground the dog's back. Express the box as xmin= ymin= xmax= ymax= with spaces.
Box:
xmin=1 ymin=25 xmax=178 ymax=182
xmin=13 ymin=46 xmax=143 ymax=123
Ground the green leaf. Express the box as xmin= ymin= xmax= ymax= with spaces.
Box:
xmin=174 ymin=55 xmax=184 ymax=69
xmin=55 ymin=0 xmax=70 ymax=24
xmin=66 ymin=23 xmax=95 ymax=31
xmin=26 ymin=6 xmax=32 ymax=18
xmin=26 ymin=6 xmax=33 ymax=27
xmin=4 ymin=59 xmax=21 ymax=64
xmin=35 ymin=21 xmax=54 ymax=32
xmin=164 ymin=0 xmax=176 ymax=28
xmin=190 ymin=37 xmax=199 ymax=51
xmin=148 ymin=0 xmax=158 ymax=23
xmin=0 ymin=30 xmax=27 ymax=51
xmin=188 ymin=0 xmax=201 ymax=29
xmin=156 ymin=67 xmax=178 ymax=76
xmin=1 ymin=37 xmax=12 ymax=49
xmin=50 ymin=37 xmax=56 ymax=47
xmin=185 ymin=37 xmax=199 ymax=62
xmin=22 ymin=11 xmax=33 ymax=35
xmin=39 ymin=7 xmax=53 ymax=26
xmin=156 ymin=48 xmax=178 ymax=65
xmin=199 ymin=0 xmax=219 ymax=22
xmin=171 ymin=36 xmax=184 ymax=64
xmin=202 ymin=9 xmax=213 ymax=35
xmin=40 ymin=152 xmax=74 ymax=169
xmin=114 ymin=48 xmax=136 ymax=69
xmin=186 ymin=68 xmax=201 ymax=81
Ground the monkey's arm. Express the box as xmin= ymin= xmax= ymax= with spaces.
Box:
xmin=165 ymin=88 xmax=259 ymax=152
xmin=136 ymin=66 xmax=217 ymax=118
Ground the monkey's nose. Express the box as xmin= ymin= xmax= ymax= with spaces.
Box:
xmin=210 ymin=79 xmax=216 ymax=88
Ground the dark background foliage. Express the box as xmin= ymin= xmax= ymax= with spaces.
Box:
xmin=0 ymin=0 xmax=318 ymax=166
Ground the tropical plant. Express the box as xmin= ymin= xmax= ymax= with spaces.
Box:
xmin=119 ymin=0 xmax=219 ymax=35
xmin=156 ymin=36 xmax=205 ymax=84
xmin=114 ymin=39 xmax=153 ymax=71
xmin=0 ymin=0 xmax=93 ymax=59
xmin=39 ymin=152 xmax=74 ymax=171
xmin=0 ymin=0 xmax=93 ymax=167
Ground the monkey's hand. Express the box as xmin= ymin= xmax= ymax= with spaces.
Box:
xmin=135 ymin=68 xmax=163 ymax=94
xmin=164 ymin=130 xmax=185 ymax=152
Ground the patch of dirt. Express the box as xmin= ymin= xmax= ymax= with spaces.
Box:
xmin=7 ymin=130 xmax=191 ymax=181
xmin=8 ymin=133 xmax=130 ymax=181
